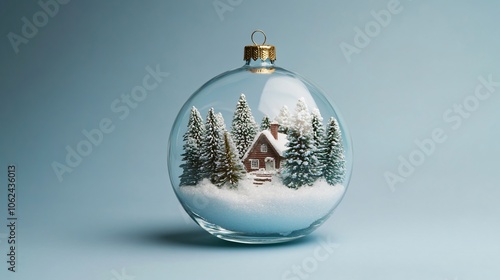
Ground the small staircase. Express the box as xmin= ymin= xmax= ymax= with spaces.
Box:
xmin=253 ymin=173 xmax=273 ymax=185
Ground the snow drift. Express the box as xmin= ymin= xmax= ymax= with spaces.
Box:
xmin=178 ymin=178 xmax=345 ymax=234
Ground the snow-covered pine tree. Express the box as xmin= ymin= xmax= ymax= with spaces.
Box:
xmin=231 ymin=93 xmax=258 ymax=158
xmin=216 ymin=112 xmax=227 ymax=130
xmin=323 ymin=117 xmax=346 ymax=185
xmin=214 ymin=131 xmax=246 ymax=188
xmin=179 ymin=106 xmax=205 ymax=186
xmin=311 ymin=108 xmax=326 ymax=174
xmin=291 ymin=98 xmax=312 ymax=135
xmin=260 ymin=115 xmax=271 ymax=131
xmin=200 ymin=108 xmax=224 ymax=183
xmin=282 ymin=98 xmax=322 ymax=189
xmin=274 ymin=105 xmax=290 ymax=134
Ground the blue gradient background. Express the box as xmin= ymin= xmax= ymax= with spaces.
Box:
xmin=1 ymin=1 xmax=499 ymax=279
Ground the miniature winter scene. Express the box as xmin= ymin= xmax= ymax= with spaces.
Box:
xmin=177 ymin=94 xmax=347 ymax=234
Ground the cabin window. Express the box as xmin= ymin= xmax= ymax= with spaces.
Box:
xmin=260 ymin=144 xmax=267 ymax=152
xmin=250 ymin=159 xmax=259 ymax=169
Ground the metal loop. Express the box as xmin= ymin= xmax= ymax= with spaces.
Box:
xmin=251 ymin=30 xmax=266 ymax=45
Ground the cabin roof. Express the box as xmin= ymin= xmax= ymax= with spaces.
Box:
xmin=242 ymin=130 xmax=288 ymax=160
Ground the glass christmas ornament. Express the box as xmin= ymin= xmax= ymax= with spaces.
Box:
xmin=168 ymin=30 xmax=352 ymax=244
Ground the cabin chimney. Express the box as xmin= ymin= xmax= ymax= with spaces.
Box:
xmin=270 ymin=122 xmax=279 ymax=140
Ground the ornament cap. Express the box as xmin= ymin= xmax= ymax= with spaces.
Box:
xmin=244 ymin=30 xmax=276 ymax=62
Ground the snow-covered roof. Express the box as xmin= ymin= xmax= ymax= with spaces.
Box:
xmin=242 ymin=130 xmax=288 ymax=160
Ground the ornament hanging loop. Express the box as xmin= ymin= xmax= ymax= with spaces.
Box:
xmin=251 ymin=30 xmax=266 ymax=45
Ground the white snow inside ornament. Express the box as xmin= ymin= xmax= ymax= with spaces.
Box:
xmin=168 ymin=30 xmax=352 ymax=244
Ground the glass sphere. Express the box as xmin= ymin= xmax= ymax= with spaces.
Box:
xmin=168 ymin=56 xmax=352 ymax=244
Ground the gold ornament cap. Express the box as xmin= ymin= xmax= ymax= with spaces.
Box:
xmin=244 ymin=30 xmax=276 ymax=62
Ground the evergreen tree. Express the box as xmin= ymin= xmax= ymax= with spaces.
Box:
xmin=179 ymin=106 xmax=205 ymax=186
xmin=231 ymin=93 xmax=258 ymax=158
xmin=291 ymin=98 xmax=312 ymax=134
xmin=214 ymin=131 xmax=246 ymax=188
xmin=323 ymin=117 xmax=346 ymax=185
xmin=274 ymin=105 xmax=290 ymax=134
xmin=216 ymin=112 xmax=227 ymax=130
xmin=311 ymin=108 xmax=326 ymax=173
xmin=260 ymin=115 xmax=271 ymax=131
xmin=282 ymin=98 xmax=322 ymax=189
xmin=200 ymin=108 xmax=224 ymax=182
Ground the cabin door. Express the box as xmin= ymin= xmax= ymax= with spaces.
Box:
xmin=265 ymin=159 xmax=275 ymax=171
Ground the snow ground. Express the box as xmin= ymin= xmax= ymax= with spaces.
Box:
xmin=177 ymin=178 xmax=345 ymax=234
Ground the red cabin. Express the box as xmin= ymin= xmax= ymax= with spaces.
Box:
xmin=242 ymin=123 xmax=287 ymax=172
